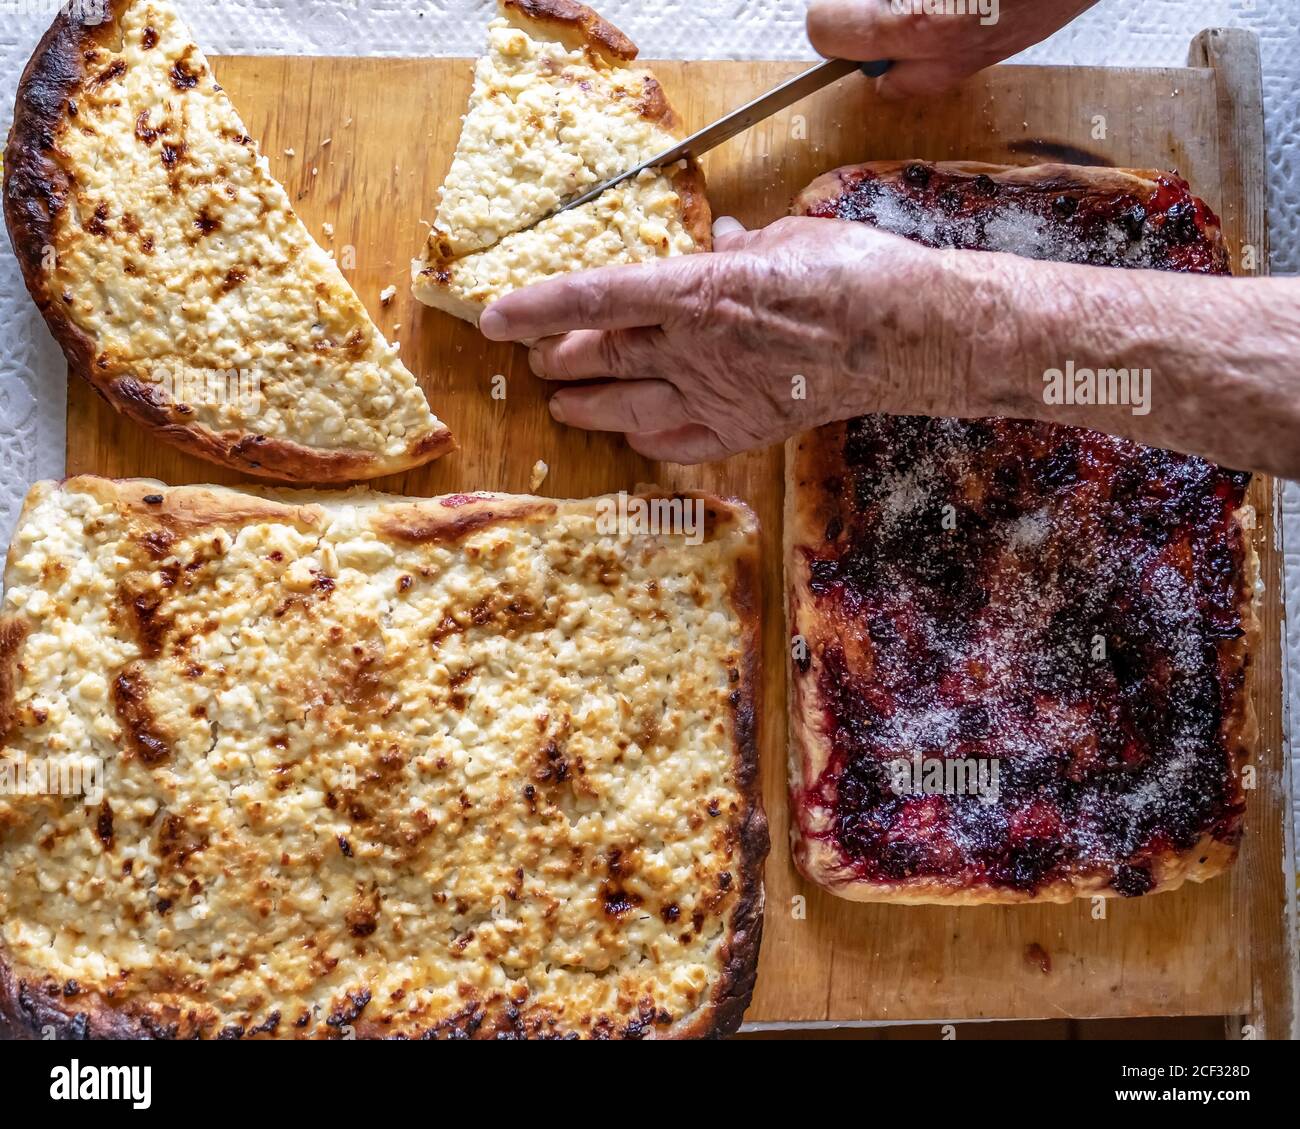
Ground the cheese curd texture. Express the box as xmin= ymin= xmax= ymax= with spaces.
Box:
xmin=414 ymin=168 xmax=699 ymax=317
xmin=431 ymin=15 xmax=681 ymax=258
xmin=0 ymin=478 xmax=761 ymax=1038
xmin=44 ymin=0 xmax=444 ymax=463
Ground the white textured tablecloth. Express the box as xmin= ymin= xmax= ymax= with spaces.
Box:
xmin=0 ymin=0 xmax=1297 ymax=838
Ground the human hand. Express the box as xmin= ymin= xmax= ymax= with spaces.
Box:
xmin=478 ymin=216 xmax=991 ymax=463
xmin=807 ymin=0 xmax=1100 ymax=100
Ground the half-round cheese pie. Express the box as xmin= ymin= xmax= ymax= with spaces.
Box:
xmin=5 ymin=0 xmax=454 ymax=482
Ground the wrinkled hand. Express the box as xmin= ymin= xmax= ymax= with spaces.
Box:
xmin=479 ymin=217 xmax=978 ymax=463
xmin=807 ymin=0 xmax=1100 ymax=100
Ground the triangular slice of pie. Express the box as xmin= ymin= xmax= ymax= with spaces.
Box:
xmin=412 ymin=0 xmax=711 ymax=325
xmin=5 ymin=0 xmax=454 ymax=482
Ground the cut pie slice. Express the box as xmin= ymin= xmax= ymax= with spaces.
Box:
xmin=5 ymin=0 xmax=454 ymax=482
xmin=412 ymin=0 xmax=711 ymax=324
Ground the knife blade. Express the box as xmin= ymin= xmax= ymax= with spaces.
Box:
xmin=533 ymin=58 xmax=892 ymax=225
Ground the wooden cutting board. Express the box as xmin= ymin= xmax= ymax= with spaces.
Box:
xmin=65 ymin=29 xmax=1295 ymax=1036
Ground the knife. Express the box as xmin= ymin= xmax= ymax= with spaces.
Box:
xmin=538 ymin=57 xmax=893 ymax=222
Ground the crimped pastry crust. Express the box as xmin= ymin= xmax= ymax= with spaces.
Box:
xmin=786 ymin=160 xmax=1253 ymax=905
xmin=5 ymin=0 xmax=453 ymax=482
xmin=0 ymin=477 xmax=766 ymax=1038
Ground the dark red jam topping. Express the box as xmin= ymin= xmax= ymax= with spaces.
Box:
xmin=797 ymin=416 xmax=1250 ymax=895
xmin=801 ymin=164 xmax=1229 ymax=274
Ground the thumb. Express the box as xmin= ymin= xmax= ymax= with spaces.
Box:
xmin=711 ymin=215 xmax=748 ymax=251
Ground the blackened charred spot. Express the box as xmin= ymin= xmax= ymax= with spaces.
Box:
xmin=134 ymin=110 xmax=159 ymax=145
xmin=142 ymin=26 xmax=159 ymax=49
xmin=92 ymin=60 xmax=126 ymax=88
xmin=83 ymin=203 xmax=110 ymax=236
xmin=194 ymin=208 xmax=220 ymax=236
xmin=157 ymin=811 xmax=207 ymax=870
xmin=220 ymin=266 xmax=246 ymax=291
xmin=170 ymin=57 xmax=200 ymax=90
xmin=161 ymin=141 xmax=184 ymax=168
xmin=111 ymin=665 xmax=171 ymax=765
xmin=534 ymin=739 xmax=569 ymax=784
xmin=345 ymin=889 xmax=381 ymax=937
xmin=337 ymin=836 xmax=353 ymax=858
xmin=95 ymin=800 xmax=114 ymax=851
xmin=326 ymin=988 xmax=371 ymax=1028
xmin=247 ymin=1011 xmax=281 ymax=1035
xmin=600 ymin=882 xmax=642 ymax=918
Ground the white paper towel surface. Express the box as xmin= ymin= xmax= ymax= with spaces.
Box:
xmin=0 ymin=0 xmax=1297 ymax=839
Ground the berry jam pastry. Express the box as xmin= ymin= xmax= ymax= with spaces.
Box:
xmin=787 ymin=163 xmax=1255 ymax=904
xmin=795 ymin=161 xmax=1229 ymax=273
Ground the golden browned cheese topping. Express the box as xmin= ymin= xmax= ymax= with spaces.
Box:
xmin=0 ymin=479 xmax=760 ymax=1038
xmin=428 ymin=7 xmax=682 ymax=258
xmin=410 ymin=2 xmax=709 ymax=324
xmin=35 ymin=0 xmax=445 ymax=468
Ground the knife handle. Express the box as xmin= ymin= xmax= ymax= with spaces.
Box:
xmin=859 ymin=60 xmax=893 ymax=78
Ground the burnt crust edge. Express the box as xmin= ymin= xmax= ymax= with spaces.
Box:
xmin=502 ymin=0 xmax=638 ymax=63
xmin=3 ymin=2 xmax=454 ymax=485
xmin=672 ymin=157 xmax=714 ymax=252
xmin=674 ymin=496 xmax=767 ymax=1038
xmin=0 ymin=615 xmax=29 ymax=746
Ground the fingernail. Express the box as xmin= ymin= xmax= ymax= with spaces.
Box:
xmin=528 ymin=346 xmax=544 ymax=376
xmin=479 ymin=308 xmax=508 ymax=339
xmin=548 ymin=396 xmax=567 ymax=423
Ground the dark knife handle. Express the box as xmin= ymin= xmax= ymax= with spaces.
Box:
xmin=859 ymin=60 xmax=893 ymax=78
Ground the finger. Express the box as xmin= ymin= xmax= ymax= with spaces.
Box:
xmin=875 ymin=57 xmax=975 ymax=100
xmin=479 ymin=259 xmax=699 ymax=341
xmin=627 ymin=425 xmax=731 ymax=465
xmin=549 ymin=379 xmax=692 ymax=435
xmin=806 ymin=0 xmax=938 ymax=63
xmin=712 ymin=215 xmax=747 ymax=250
xmin=529 ymin=327 xmax=663 ymax=382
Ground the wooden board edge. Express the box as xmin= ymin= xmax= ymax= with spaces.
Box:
xmin=1189 ymin=26 xmax=1297 ymax=1042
